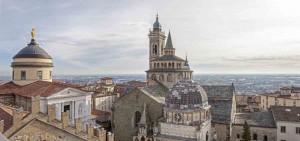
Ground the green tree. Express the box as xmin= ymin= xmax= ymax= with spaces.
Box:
xmin=241 ymin=120 xmax=251 ymax=141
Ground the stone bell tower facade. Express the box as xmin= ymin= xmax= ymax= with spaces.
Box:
xmin=148 ymin=15 xmax=166 ymax=67
xmin=146 ymin=15 xmax=193 ymax=88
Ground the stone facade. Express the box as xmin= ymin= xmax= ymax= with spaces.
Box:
xmin=114 ymin=88 xmax=165 ymax=141
xmin=146 ymin=16 xmax=193 ymax=88
xmin=231 ymin=125 xmax=276 ymax=141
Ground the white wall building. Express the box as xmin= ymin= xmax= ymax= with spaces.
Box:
xmin=40 ymin=87 xmax=92 ymax=125
xmin=271 ymin=106 xmax=300 ymax=141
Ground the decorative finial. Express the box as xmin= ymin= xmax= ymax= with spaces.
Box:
xmin=31 ymin=28 xmax=36 ymax=39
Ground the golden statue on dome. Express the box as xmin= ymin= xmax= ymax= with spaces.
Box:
xmin=31 ymin=28 xmax=36 ymax=39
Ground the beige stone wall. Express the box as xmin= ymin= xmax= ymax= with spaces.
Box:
xmin=113 ymin=88 xmax=164 ymax=141
xmin=231 ymin=125 xmax=276 ymax=141
xmin=13 ymin=58 xmax=53 ymax=63
xmin=13 ymin=67 xmax=52 ymax=86
xmin=213 ymin=123 xmax=230 ymax=141
xmin=12 ymin=58 xmax=53 ymax=86
xmin=10 ymin=120 xmax=85 ymax=141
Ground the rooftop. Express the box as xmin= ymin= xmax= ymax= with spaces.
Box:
xmin=152 ymin=55 xmax=185 ymax=61
xmin=233 ymin=111 xmax=276 ymax=128
xmin=271 ymin=106 xmax=300 ymax=123
xmin=0 ymin=81 xmax=82 ymax=97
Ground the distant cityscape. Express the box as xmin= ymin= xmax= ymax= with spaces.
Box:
xmin=1 ymin=74 xmax=299 ymax=94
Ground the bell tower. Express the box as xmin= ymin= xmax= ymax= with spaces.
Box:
xmin=148 ymin=15 xmax=166 ymax=67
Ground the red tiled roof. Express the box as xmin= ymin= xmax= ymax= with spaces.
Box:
xmin=0 ymin=81 xmax=81 ymax=97
xmin=0 ymin=82 xmax=21 ymax=95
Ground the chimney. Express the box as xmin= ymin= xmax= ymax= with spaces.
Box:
xmin=61 ymin=111 xmax=70 ymax=129
xmin=108 ymin=132 xmax=114 ymax=141
xmin=86 ymin=123 xmax=94 ymax=140
xmin=13 ymin=107 xmax=24 ymax=129
xmin=75 ymin=118 xmax=82 ymax=135
xmin=31 ymin=96 xmax=40 ymax=114
xmin=0 ymin=120 xmax=4 ymax=133
xmin=47 ymin=104 xmax=56 ymax=123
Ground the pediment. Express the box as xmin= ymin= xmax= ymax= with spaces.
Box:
xmin=46 ymin=88 xmax=90 ymax=99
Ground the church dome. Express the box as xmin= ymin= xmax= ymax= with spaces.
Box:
xmin=13 ymin=39 xmax=52 ymax=59
xmin=165 ymin=79 xmax=208 ymax=110
xmin=153 ymin=15 xmax=161 ymax=29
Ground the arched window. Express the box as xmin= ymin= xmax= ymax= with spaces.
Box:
xmin=151 ymin=74 xmax=157 ymax=80
xmin=253 ymin=133 xmax=258 ymax=140
xmin=154 ymin=63 xmax=156 ymax=69
xmin=168 ymin=63 xmax=171 ymax=68
xmin=164 ymin=63 xmax=167 ymax=68
xmin=159 ymin=74 xmax=164 ymax=82
xmin=167 ymin=74 xmax=173 ymax=82
xmin=157 ymin=63 xmax=160 ymax=68
xmin=135 ymin=111 xmax=141 ymax=127
xmin=153 ymin=45 xmax=157 ymax=55
xmin=141 ymin=136 xmax=145 ymax=141
xmin=172 ymin=62 xmax=174 ymax=68
xmin=206 ymin=131 xmax=209 ymax=141
xmin=135 ymin=137 xmax=139 ymax=141
xmin=264 ymin=135 xmax=268 ymax=141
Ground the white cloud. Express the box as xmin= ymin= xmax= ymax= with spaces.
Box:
xmin=1 ymin=0 xmax=300 ymax=75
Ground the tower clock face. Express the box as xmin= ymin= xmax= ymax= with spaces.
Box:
xmin=175 ymin=113 xmax=182 ymax=122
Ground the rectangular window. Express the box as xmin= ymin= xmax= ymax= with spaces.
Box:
xmin=37 ymin=71 xmax=42 ymax=80
xmin=21 ymin=71 xmax=26 ymax=80
xmin=50 ymin=71 xmax=52 ymax=78
xmin=296 ymin=127 xmax=300 ymax=134
xmin=12 ymin=71 xmax=14 ymax=80
xmin=237 ymin=134 xmax=240 ymax=138
xmin=281 ymin=126 xmax=286 ymax=133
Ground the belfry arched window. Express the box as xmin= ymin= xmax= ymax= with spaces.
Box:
xmin=152 ymin=44 xmax=158 ymax=55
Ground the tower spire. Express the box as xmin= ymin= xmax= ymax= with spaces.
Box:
xmin=165 ymin=31 xmax=173 ymax=48
xmin=185 ymin=52 xmax=189 ymax=67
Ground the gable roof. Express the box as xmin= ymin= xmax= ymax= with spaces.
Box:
xmin=202 ymin=84 xmax=235 ymax=99
xmin=0 ymin=81 xmax=82 ymax=97
xmin=233 ymin=112 xmax=276 ymax=128
xmin=209 ymin=99 xmax=233 ymax=124
xmin=271 ymin=106 xmax=300 ymax=123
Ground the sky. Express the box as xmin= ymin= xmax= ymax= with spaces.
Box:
xmin=1 ymin=0 xmax=300 ymax=75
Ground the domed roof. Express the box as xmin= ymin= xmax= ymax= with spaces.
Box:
xmin=153 ymin=15 xmax=161 ymax=29
xmin=165 ymin=79 xmax=208 ymax=110
xmin=13 ymin=39 xmax=52 ymax=59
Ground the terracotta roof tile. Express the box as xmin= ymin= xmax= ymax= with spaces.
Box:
xmin=0 ymin=81 xmax=81 ymax=97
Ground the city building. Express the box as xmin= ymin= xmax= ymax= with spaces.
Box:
xmin=113 ymin=15 xmax=237 ymax=141
xmin=0 ymin=29 xmax=113 ymax=141
xmin=202 ymin=84 xmax=236 ymax=141
xmin=231 ymin=112 xmax=276 ymax=141
xmin=260 ymin=86 xmax=300 ymax=111
xmin=146 ymin=15 xmax=193 ymax=88
xmin=151 ymin=79 xmax=213 ymax=141
xmin=235 ymin=95 xmax=261 ymax=113
xmin=271 ymin=106 xmax=300 ymax=141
